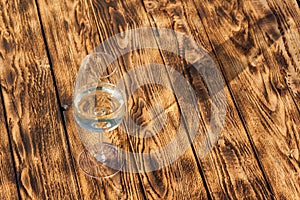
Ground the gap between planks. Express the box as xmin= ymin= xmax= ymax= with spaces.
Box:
xmin=33 ymin=0 xmax=82 ymax=198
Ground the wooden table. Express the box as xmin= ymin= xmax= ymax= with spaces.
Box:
xmin=1 ymin=0 xmax=300 ymax=199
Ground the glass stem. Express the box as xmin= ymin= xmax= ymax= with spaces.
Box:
xmin=96 ymin=132 xmax=107 ymax=162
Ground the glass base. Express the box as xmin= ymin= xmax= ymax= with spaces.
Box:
xmin=78 ymin=143 xmax=125 ymax=178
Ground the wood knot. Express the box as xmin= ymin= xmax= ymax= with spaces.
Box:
xmin=217 ymin=138 xmax=226 ymax=148
xmin=173 ymin=19 xmax=189 ymax=34
xmin=286 ymin=67 xmax=300 ymax=97
xmin=248 ymin=62 xmax=258 ymax=74
xmin=275 ymin=82 xmax=287 ymax=94
xmin=109 ymin=7 xmax=128 ymax=48
xmin=21 ymin=167 xmax=39 ymax=199
xmin=3 ymin=67 xmax=17 ymax=87
xmin=164 ymin=2 xmax=183 ymax=17
xmin=1 ymin=31 xmax=15 ymax=52
xmin=289 ymin=149 xmax=299 ymax=162
xmin=144 ymin=0 xmax=159 ymax=12
xmin=248 ymin=52 xmax=264 ymax=74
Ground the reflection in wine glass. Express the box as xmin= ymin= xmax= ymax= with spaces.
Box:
xmin=73 ymin=52 xmax=125 ymax=178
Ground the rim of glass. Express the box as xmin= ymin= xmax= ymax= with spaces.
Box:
xmin=84 ymin=52 xmax=119 ymax=80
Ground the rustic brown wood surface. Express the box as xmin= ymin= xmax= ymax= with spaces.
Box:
xmin=35 ymin=0 xmax=146 ymax=199
xmin=192 ymin=0 xmax=300 ymax=199
xmin=0 ymin=0 xmax=80 ymax=199
xmin=0 ymin=86 xmax=19 ymax=199
xmin=0 ymin=0 xmax=299 ymax=199
xmin=143 ymin=1 xmax=273 ymax=199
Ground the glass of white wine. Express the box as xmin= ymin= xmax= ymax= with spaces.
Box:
xmin=73 ymin=52 xmax=125 ymax=178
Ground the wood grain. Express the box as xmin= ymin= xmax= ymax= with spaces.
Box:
xmin=192 ymin=0 xmax=300 ymax=199
xmin=88 ymin=0 xmax=209 ymax=199
xmin=0 ymin=0 xmax=299 ymax=198
xmin=265 ymin=0 xmax=300 ymax=113
xmin=142 ymin=0 xmax=273 ymax=199
xmin=0 ymin=0 xmax=81 ymax=199
xmin=0 ymin=91 xmax=19 ymax=199
xmin=36 ymin=0 xmax=146 ymax=199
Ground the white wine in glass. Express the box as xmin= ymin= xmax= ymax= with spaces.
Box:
xmin=74 ymin=83 xmax=125 ymax=133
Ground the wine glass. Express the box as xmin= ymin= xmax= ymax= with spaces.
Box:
xmin=73 ymin=52 xmax=125 ymax=178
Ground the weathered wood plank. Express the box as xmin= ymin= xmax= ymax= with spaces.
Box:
xmin=88 ymin=0 xmax=209 ymax=199
xmin=0 ymin=0 xmax=80 ymax=198
xmin=192 ymin=0 xmax=300 ymax=199
xmin=36 ymin=0 xmax=146 ymax=199
xmin=142 ymin=0 xmax=273 ymax=199
xmin=0 ymin=91 xmax=19 ymax=199
xmin=265 ymin=0 xmax=300 ymax=116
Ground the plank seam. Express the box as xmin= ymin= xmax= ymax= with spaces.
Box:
xmin=190 ymin=0 xmax=276 ymax=198
xmin=0 ymin=84 xmax=22 ymax=200
xmin=139 ymin=1 xmax=213 ymax=199
xmin=33 ymin=0 xmax=82 ymax=198
xmin=86 ymin=1 xmax=149 ymax=199
xmin=265 ymin=0 xmax=300 ymax=117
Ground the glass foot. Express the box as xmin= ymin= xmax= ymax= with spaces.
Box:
xmin=78 ymin=143 xmax=125 ymax=178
